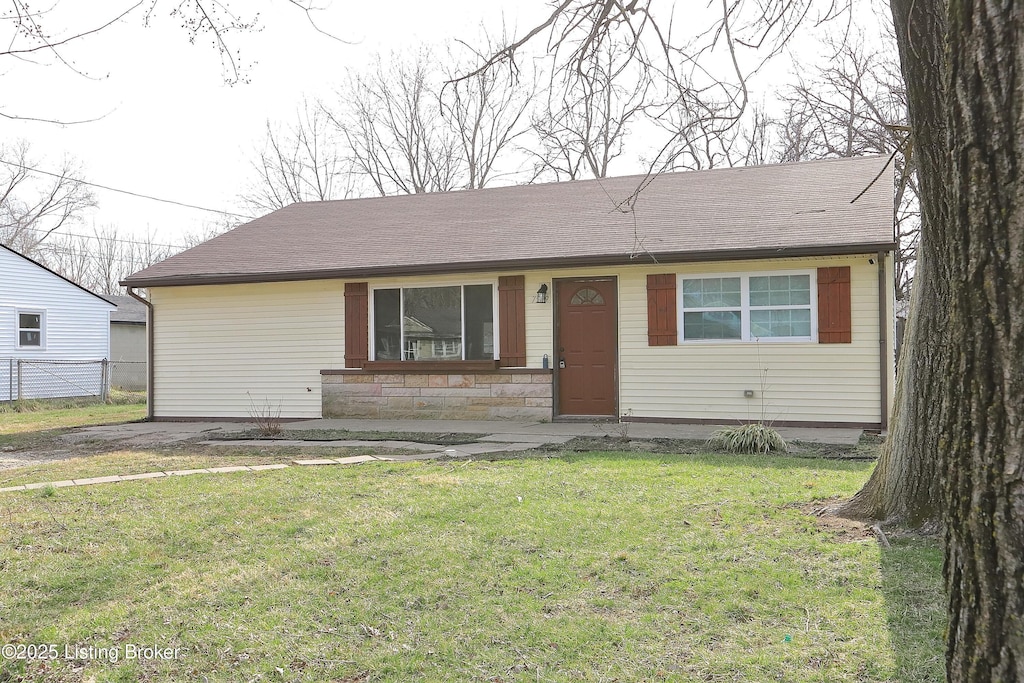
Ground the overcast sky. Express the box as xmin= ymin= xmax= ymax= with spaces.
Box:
xmin=1 ymin=1 xmax=888 ymax=252
xmin=1 ymin=1 xmax=550 ymax=248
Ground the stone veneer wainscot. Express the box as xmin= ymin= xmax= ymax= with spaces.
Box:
xmin=321 ymin=368 xmax=554 ymax=421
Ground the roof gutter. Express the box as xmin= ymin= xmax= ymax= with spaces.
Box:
xmin=126 ymin=287 xmax=154 ymax=421
xmin=122 ymin=242 xmax=898 ymax=289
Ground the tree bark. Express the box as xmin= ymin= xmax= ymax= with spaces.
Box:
xmin=839 ymin=0 xmax=950 ymax=529
xmin=941 ymin=1 xmax=1024 ymax=678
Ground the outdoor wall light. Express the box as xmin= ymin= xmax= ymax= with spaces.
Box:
xmin=536 ymin=284 xmax=549 ymax=303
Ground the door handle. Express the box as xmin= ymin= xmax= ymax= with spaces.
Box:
xmin=559 ymin=358 xmax=566 ymax=369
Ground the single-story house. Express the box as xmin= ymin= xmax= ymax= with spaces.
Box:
xmin=1 ymin=244 xmax=115 ymax=401
xmin=103 ymin=294 xmax=149 ymax=391
xmin=123 ymin=156 xmax=896 ymax=428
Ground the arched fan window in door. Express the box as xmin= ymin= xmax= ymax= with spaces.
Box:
xmin=569 ymin=287 xmax=605 ymax=306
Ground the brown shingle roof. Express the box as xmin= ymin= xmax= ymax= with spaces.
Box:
xmin=123 ymin=156 xmax=895 ymax=287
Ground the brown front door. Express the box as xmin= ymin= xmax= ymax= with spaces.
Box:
xmin=556 ymin=278 xmax=617 ymax=417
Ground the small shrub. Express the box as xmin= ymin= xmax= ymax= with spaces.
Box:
xmin=708 ymin=423 xmax=787 ymax=454
xmin=246 ymin=392 xmax=283 ymax=437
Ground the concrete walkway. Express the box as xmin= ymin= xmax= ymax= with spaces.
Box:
xmin=70 ymin=417 xmax=864 ymax=450
xmin=1 ymin=419 xmax=864 ymax=495
xmin=0 ymin=456 xmax=386 ymax=493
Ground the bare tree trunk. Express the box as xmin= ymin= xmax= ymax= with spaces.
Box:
xmin=841 ymin=266 xmax=942 ymax=527
xmin=941 ymin=1 xmax=1024 ymax=677
xmin=839 ymin=0 xmax=949 ymax=529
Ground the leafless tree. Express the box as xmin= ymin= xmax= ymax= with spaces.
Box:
xmin=325 ymin=44 xmax=536 ymax=196
xmin=775 ymin=30 xmax=917 ymax=301
xmin=0 ymin=140 xmax=96 ymax=256
xmin=329 ymin=50 xmax=462 ymax=196
xmin=735 ymin=106 xmax=775 ymax=167
xmin=527 ymin=39 xmax=652 ymax=180
xmin=454 ymin=0 xmax=849 ymax=188
xmin=240 ymin=99 xmax=359 ymax=213
xmin=773 ymin=101 xmax=820 ymax=163
xmin=180 ymin=217 xmax=237 ymax=250
xmin=39 ymin=225 xmax=175 ymax=295
xmin=440 ymin=36 xmax=536 ymax=189
xmin=0 ymin=0 xmax=338 ymax=112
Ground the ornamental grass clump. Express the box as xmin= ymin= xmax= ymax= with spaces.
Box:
xmin=708 ymin=423 xmax=787 ymax=454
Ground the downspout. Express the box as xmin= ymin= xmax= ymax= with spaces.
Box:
xmin=877 ymin=251 xmax=889 ymax=432
xmin=126 ymin=286 xmax=154 ymax=421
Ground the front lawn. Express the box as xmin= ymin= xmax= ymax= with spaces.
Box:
xmin=0 ymin=452 xmax=944 ymax=682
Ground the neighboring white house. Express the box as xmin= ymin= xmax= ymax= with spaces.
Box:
xmin=0 ymin=245 xmax=115 ymax=401
xmin=124 ymin=156 xmax=896 ymax=429
xmin=103 ymin=294 xmax=149 ymax=391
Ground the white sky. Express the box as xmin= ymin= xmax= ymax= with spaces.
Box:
xmin=1 ymin=1 xmax=889 ymax=251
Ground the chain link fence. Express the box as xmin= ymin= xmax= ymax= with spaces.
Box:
xmin=1 ymin=359 xmax=147 ymax=401
xmin=109 ymin=361 xmax=147 ymax=392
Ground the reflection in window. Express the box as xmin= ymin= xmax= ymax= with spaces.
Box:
xmin=749 ymin=274 xmax=812 ymax=338
xmin=569 ymin=287 xmax=605 ymax=305
xmin=679 ymin=273 xmax=814 ymax=341
xmin=373 ymin=285 xmax=494 ymax=361
xmin=682 ymin=310 xmax=742 ymax=340
xmin=18 ymin=312 xmax=43 ymax=347
xmin=681 ymin=277 xmax=742 ymax=340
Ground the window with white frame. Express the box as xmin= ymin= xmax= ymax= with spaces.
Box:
xmin=373 ymin=284 xmax=495 ymax=361
xmin=17 ymin=310 xmax=44 ymax=348
xmin=679 ymin=272 xmax=815 ymax=341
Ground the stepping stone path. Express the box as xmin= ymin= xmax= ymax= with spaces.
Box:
xmin=0 ymin=456 xmax=390 ymax=493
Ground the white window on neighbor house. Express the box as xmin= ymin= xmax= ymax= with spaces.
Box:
xmin=372 ymin=284 xmax=496 ymax=361
xmin=17 ymin=310 xmax=45 ymax=348
xmin=679 ymin=271 xmax=815 ymax=342
xmin=432 ymin=339 xmax=461 ymax=358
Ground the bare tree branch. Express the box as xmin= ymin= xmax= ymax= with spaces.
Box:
xmin=240 ymin=98 xmax=358 ymax=212
xmin=0 ymin=139 xmax=96 ymax=256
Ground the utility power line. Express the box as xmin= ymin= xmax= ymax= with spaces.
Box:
xmin=0 ymin=157 xmax=255 ymax=220
xmin=17 ymin=225 xmax=191 ymax=250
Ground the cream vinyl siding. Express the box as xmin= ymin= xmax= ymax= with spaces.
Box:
xmin=149 ymin=253 xmax=893 ymax=424
xmin=356 ymin=255 xmax=890 ymax=423
xmin=151 ymin=281 xmax=344 ymax=418
xmin=620 ymin=257 xmax=889 ymax=424
xmin=516 ymin=255 xmax=891 ymax=425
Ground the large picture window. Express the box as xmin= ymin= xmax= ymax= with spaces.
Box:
xmin=17 ymin=310 xmax=44 ymax=348
xmin=373 ymin=284 xmax=495 ymax=361
xmin=679 ymin=271 xmax=815 ymax=342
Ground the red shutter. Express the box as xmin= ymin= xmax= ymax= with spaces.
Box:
xmin=647 ymin=274 xmax=678 ymax=346
xmin=817 ymin=267 xmax=852 ymax=343
xmin=344 ymin=282 xmax=369 ymax=367
xmin=498 ymin=275 xmax=526 ymax=367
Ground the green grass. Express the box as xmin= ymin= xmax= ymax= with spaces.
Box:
xmin=0 ymin=452 xmax=945 ymax=682
xmin=0 ymin=446 xmax=412 ymax=488
xmin=0 ymin=401 xmax=146 ymax=437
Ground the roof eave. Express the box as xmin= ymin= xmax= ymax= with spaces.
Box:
xmin=121 ymin=242 xmax=897 ymax=288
